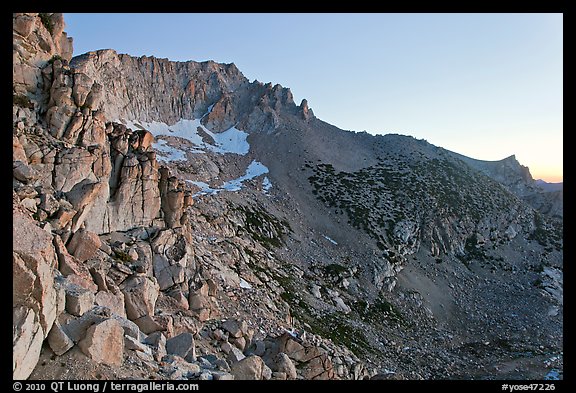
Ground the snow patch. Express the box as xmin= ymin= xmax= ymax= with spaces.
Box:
xmin=152 ymin=139 xmax=188 ymax=162
xmin=262 ymin=177 xmax=272 ymax=193
xmin=323 ymin=235 xmax=338 ymax=245
xmin=120 ymin=117 xmax=249 ymax=156
xmin=188 ymin=160 xmax=269 ymax=198
xmin=239 ymin=278 xmax=253 ymax=290
xmin=187 ymin=181 xmax=221 ymax=197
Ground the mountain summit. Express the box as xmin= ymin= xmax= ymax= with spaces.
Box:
xmin=13 ymin=13 xmax=562 ymax=380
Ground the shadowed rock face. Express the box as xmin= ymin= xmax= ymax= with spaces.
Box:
xmin=70 ymin=49 xmax=303 ymax=134
xmin=71 ymin=50 xmax=248 ymax=124
xmin=451 ymin=153 xmax=562 ymax=218
xmin=13 ymin=13 xmax=562 ymax=381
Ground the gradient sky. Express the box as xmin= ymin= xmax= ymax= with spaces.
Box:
xmin=64 ymin=13 xmax=563 ymax=182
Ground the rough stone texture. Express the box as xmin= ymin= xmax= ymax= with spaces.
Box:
xmin=230 ymin=355 xmax=267 ymax=380
xmin=222 ymin=318 xmax=248 ymax=338
xmin=78 ymin=318 xmax=124 ymax=367
xmin=230 ymin=336 xmax=247 ymax=352
xmin=133 ymin=315 xmax=172 ymax=335
xmin=64 ymin=284 xmax=95 ymax=317
xmin=13 ymin=13 xmax=73 ymax=96
xmin=213 ymin=372 xmax=235 ymax=380
xmin=120 ymin=275 xmax=160 ymax=321
xmin=159 ymin=168 xmax=193 ymax=228
xmin=301 ymin=353 xmax=335 ymax=380
xmin=11 ymin=12 xmax=564 ymax=383
xmin=223 ymin=342 xmax=246 ymax=364
xmin=70 ymin=50 xmax=247 ymax=124
xmin=143 ymin=331 xmax=167 ymax=362
xmin=161 ymin=355 xmax=201 ymax=379
xmin=60 ymin=306 xmax=111 ymax=343
xmin=153 ymin=255 xmax=186 ymax=291
xmin=66 ymin=228 xmax=102 ymax=262
xmin=58 ymin=305 xmax=139 ymax=344
xmin=13 ymin=306 xmax=44 ymax=380
xmin=50 ymin=203 xmax=77 ymax=230
xmin=124 ymin=335 xmax=152 ymax=355
xmin=94 ymin=290 xmax=126 ymax=318
xmin=274 ymin=352 xmax=298 ymax=380
xmin=53 ymin=235 xmax=97 ymax=292
xmin=47 ymin=321 xmax=74 ymax=356
xmin=13 ymin=210 xmax=60 ymax=337
xmin=151 ymin=229 xmax=192 ymax=290
xmin=65 ymin=179 xmax=107 ymax=233
xmin=165 ymin=332 xmax=196 ymax=362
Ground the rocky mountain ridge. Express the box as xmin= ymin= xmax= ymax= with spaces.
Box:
xmin=453 ymin=153 xmax=563 ymax=219
xmin=13 ymin=13 xmax=562 ymax=381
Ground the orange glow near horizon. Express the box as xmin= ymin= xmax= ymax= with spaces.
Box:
xmin=533 ymin=172 xmax=563 ymax=183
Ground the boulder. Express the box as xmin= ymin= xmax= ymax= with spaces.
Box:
xmin=230 ymin=336 xmax=247 ymax=352
xmin=153 ymin=255 xmax=186 ymax=290
xmin=13 ymin=161 xmax=38 ymax=183
xmin=65 ymin=284 xmax=95 ymax=317
xmin=20 ymin=197 xmax=37 ymax=213
xmin=301 ymin=353 xmax=335 ymax=380
xmin=161 ymin=355 xmax=201 ymax=380
xmin=165 ymin=332 xmax=196 ymax=362
xmin=53 ymin=235 xmax=97 ymax=292
xmin=246 ymin=339 xmax=266 ymax=357
xmin=78 ymin=318 xmax=124 ymax=367
xmin=143 ymin=331 xmax=167 ymax=362
xmin=212 ymin=372 xmax=235 ymax=380
xmin=61 ymin=306 xmax=111 ymax=342
xmin=272 ymin=372 xmax=287 ymax=380
xmin=47 ymin=321 xmax=74 ymax=356
xmin=13 ymin=210 xmax=61 ymax=336
xmin=66 ymin=228 xmax=102 ymax=262
xmin=124 ymin=335 xmax=152 ymax=356
xmin=50 ymin=203 xmax=77 ymax=230
xmin=274 ymin=352 xmax=297 ymax=380
xmin=13 ymin=306 xmax=44 ymax=380
xmin=120 ymin=275 xmax=160 ymax=321
xmin=230 ymin=355 xmax=267 ymax=380
xmin=132 ymin=315 xmax=161 ymax=335
xmin=167 ymin=289 xmax=189 ymax=310
xmin=94 ymin=290 xmax=126 ymax=318
xmin=280 ymin=334 xmax=306 ymax=362
xmin=222 ymin=342 xmax=245 ymax=364
xmin=221 ymin=318 xmax=248 ymax=338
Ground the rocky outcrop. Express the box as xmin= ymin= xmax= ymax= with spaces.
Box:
xmin=13 ymin=208 xmax=64 ymax=379
xmin=13 ymin=306 xmax=45 ymax=380
xmin=78 ymin=318 xmax=124 ymax=366
xmin=166 ymin=332 xmax=196 ymax=362
xmin=13 ymin=13 xmax=562 ymax=382
xmin=120 ymin=275 xmax=160 ymax=321
xmin=454 ymin=153 xmax=562 ymax=219
xmin=151 ymin=228 xmax=193 ymax=290
xmin=70 ymin=50 xmax=248 ymax=124
xmin=230 ymin=355 xmax=270 ymax=380
xmin=13 ymin=13 xmax=73 ymax=96
xmin=70 ymin=49 xmax=307 ymax=135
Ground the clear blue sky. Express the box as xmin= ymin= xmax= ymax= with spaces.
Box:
xmin=64 ymin=13 xmax=563 ymax=182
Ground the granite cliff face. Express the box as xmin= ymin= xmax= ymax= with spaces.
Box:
xmin=13 ymin=13 xmax=562 ymax=381
xmin=70 ymin=49 xmax=309 ymax=134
